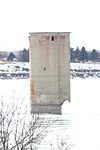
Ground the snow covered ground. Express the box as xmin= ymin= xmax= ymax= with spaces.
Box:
xmin=1 ymin=61 xmax=100 ymax=79
xmin=71 ymin=62 xmax=100 ymax=78
xmin=0 ymin=62 xmax=29 ymax=79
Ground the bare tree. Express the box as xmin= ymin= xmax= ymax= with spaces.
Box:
xmin=0 ymin=94 xmax=74 ymax=150
xmin=49 ymin=130 xmax=74 ymax=150
xmin=57 ymin=135 xmax=74 ymax=150
xmin=0 ymin=96 xmax=54 ymax=150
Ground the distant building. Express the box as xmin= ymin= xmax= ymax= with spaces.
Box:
xmin=29 ymin=32 xmax=70 ymax=114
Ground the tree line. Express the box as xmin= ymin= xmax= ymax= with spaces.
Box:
xmin=70 ymin=47 xmax=99 ymax=62
xmin=7 ymin=48 xmax=29 ymax=62
xmin=7 ymin=46 xmax=99 ymax=63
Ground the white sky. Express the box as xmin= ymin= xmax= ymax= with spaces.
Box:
xmin=0 ymin=0 xmax=100 ymax=51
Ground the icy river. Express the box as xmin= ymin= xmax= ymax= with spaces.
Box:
xmin=1 ymin=78 xmax=100 ymax=150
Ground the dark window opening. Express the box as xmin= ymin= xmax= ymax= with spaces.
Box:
xmin=51 ymin=36 xmax=54 ymax=42
xmin=44 ymin=67 xmax=46 ymax=71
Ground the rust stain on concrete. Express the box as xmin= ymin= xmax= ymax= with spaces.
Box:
xmin=30 ymin=79 xmax=34 ymax=96
xmin=46 ymin=35 xmax=50 ymax=40
xmin=30 ymin=79 xmax=34 ymax=103
xmin=55 ymin=35 xmax=58 ymax=40
xmin=60 ymin=35 xmax=65 ymax=40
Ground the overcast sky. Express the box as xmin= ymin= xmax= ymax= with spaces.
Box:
xmin=0 ymin=0 xmax=100 ymax=51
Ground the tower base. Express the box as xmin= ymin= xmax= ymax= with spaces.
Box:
xmin=31 ymin=104 xmax=62 ymax=114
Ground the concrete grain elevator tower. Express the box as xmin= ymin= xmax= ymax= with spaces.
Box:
xmin=29 ymin=32 xmax=70 ymax=114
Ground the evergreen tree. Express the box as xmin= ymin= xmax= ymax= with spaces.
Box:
xmin=7 ymin=52 xmax=15 ymax=61
xmin=75 ymin=47 xmax=80 ymax=61
xmin=79 ymin=47 xmax=88 ymax=62
xmin=22 ymin=48 xmax=29 ymax=62
xmin=90 ymin=49 xmax=98 ymax=62
xmin=70 ymin=47 xmax=75 ymax=62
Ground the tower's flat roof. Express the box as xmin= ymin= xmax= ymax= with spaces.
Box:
xmin=29 ymin=32 xmax=70 ymax=35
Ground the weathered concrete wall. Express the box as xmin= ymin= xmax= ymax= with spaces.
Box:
xmin=29 ymin=32 xmax=70 ymax=114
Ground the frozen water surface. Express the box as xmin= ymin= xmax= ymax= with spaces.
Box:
xmin=62 ymin=78 xmax=100 ymax=150
xmin=0 ymin=78 xmax=100 ymax=149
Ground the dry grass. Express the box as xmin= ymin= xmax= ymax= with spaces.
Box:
xmin=0 ymin=61 xmax=8 ymax=64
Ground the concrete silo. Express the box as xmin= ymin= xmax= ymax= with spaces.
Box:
xmin=29 ymin=32 xmax=70 ymax=114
